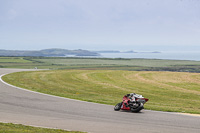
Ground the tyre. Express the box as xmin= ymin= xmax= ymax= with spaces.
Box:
xmin=114 ymin=102 xmax=122 ymax=111
xmin=130 ymin=103 xmax=144 ymax=113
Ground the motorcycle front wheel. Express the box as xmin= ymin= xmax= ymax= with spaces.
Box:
xmin=114 ymin=102 xmax=122 ymax=111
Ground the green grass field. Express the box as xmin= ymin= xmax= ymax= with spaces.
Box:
xmin=32 ymin=57 xmax=200 ymax=67
xmin=0 ymin=122 xmax=84 ymax=133
xmin=3 ymin=70 xmax=200 ymax=114
xmin=0 ymin=57 xmax=32 ymax=63
xmin=1 ymin=57 xmax=200 ymax=72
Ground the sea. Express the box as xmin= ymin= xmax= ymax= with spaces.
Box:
xmin=97 ymin=51 xmax=200 ymax=61
xmin=65 ymin=51 xmax=200 ymax=61
xmin=99 ymin=51 xmax=200 ymax=61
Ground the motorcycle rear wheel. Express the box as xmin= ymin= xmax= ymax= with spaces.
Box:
xmin=130 ymin=103 xmax=144 ymax=113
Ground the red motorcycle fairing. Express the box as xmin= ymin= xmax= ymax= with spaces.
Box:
xmin=121 ymin=96 xmax=131 ymax=110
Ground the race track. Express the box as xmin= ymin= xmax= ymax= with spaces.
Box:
xmin=0 ymin=68 xmax=199 ymax=133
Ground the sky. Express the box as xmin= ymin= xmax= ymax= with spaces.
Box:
xmin=0 ymin=0 xmax=200 ymax=51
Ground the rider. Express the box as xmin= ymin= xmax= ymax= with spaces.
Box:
xmin=126 ymin=93 xmax=136 ymax=102
xmin=123 ymin=93 xmax=137 ymax=107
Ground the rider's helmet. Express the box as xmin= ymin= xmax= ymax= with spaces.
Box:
xmin=130 ymin=93 xmax=136 ymax=96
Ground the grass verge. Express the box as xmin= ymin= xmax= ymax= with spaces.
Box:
xmin=2 ymin=70 xmax=200 ymax=114
xmin=0 ymin=122 xmax=84 ymax=133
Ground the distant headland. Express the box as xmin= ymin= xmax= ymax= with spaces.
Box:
xmin=0 ymin=48 xmax=99 ymax=57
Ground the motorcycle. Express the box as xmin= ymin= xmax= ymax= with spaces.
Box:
xmin=114 ymin=93 xmax=149 ymax=113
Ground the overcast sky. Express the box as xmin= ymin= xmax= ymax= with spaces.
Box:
xmin=0 ymin=0 xmax=200 ymax=51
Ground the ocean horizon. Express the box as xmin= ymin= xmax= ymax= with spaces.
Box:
xmin=64 ymin=51 xmax=200 ymax=61
xmin=98 ymin=51 xmax=200 ymax=61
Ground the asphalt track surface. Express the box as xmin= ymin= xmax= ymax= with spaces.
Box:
xmin=0 ymin=68 xmax=200 ymax=133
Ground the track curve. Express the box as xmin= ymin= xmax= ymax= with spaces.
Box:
xmin=0 ymin=68 xmax=199 ymax=133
